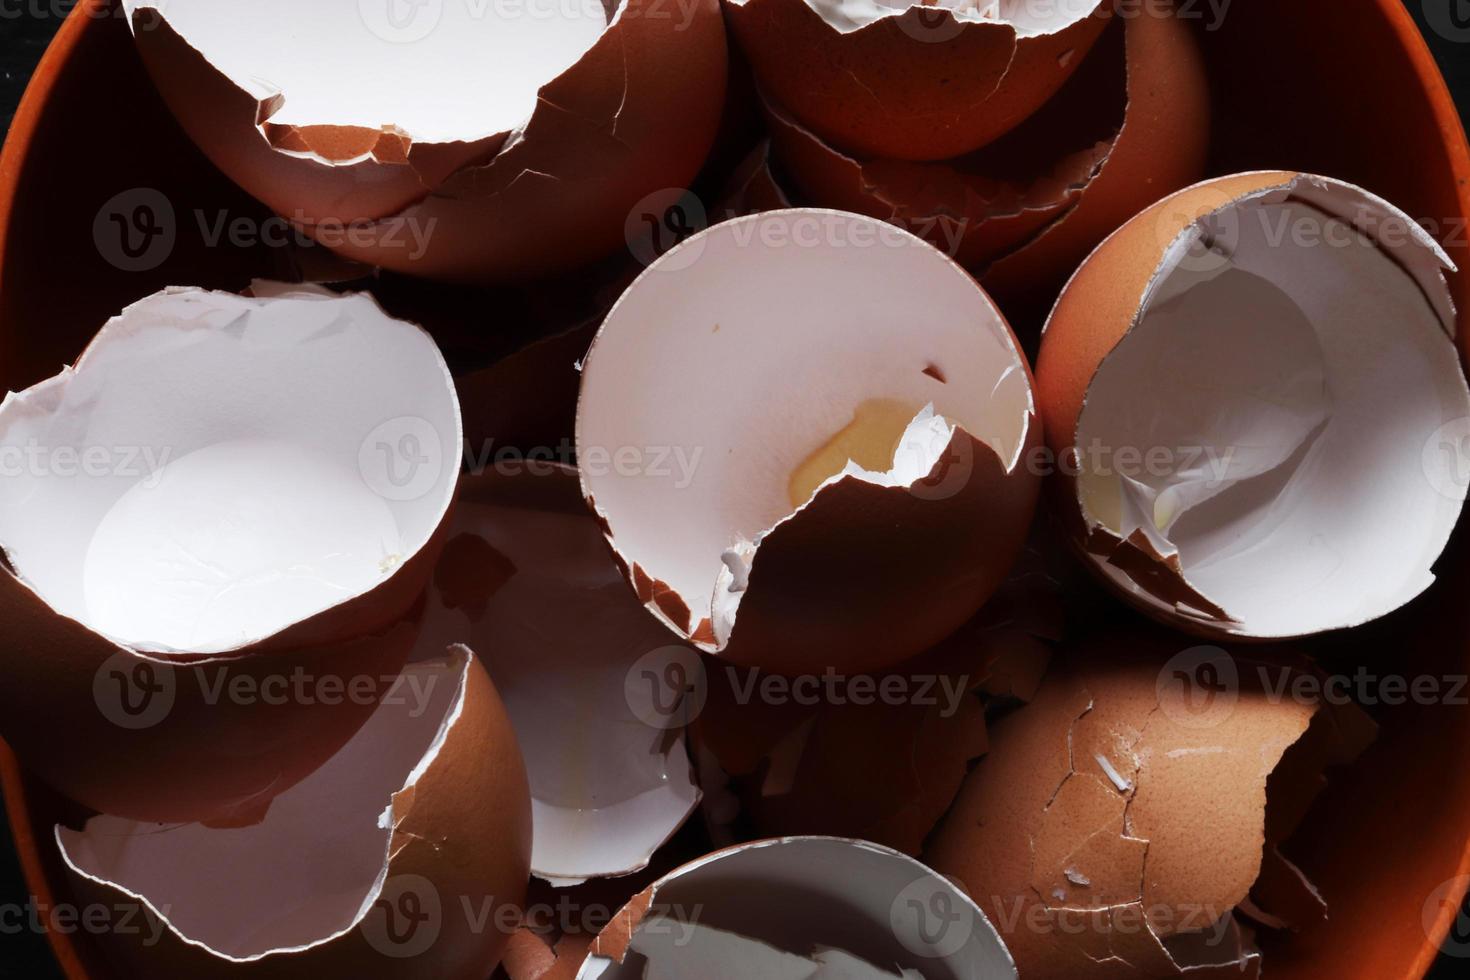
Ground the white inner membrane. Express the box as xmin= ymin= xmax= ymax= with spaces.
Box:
xmin=426 ymin=474 xmax=699 ymax=883
xmin=799 ymin=0 xmax=1100 ymax=35
xmin=579 ymin=838 xmax=1015 ymax=978
xmin=125 ymin=0 xmax=611 ymax=144
xmin=0 ymin=286 xmax=459 ymax=654
xmin=56 ymin=654 xmax=467 ymax=962
xmin=577 ymin=211 xmax=1032 ymax=642
xmin=84 ymin=439 xmax=402 ymax=652
xmin=1076 ymin=182 xmax=1470 ymax=636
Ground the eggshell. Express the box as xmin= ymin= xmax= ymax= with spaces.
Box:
xmin=1035 ymin=172 xmax=1470 ymax=639
xmin=573 ymin=837 xmax=1017 ymax=978
xmin=318 ymin=0 xmax=729 ymax=282
xmin=419 ymin=464 xmax=700 ymax=884
xmin=0 ymin=284 xmax=461 ymax=822
xmin=762 ymin=2 xmax=1210 ymax=309
xmin=55 ymin=647 xmax=532 ymax=979
xmin=119 ymin=0 xmax=588 ymax=225
xmin=691 ymin=543 xmax=1062 ymax=854
xmin=121 ymin=1 xmax=729 ymax=283
xmin=456 ymin=320 xmax=597 ymax=469
xmin=577 ymin=209 xmax=1041 ymax=676
xmin=926 ymin=631 xmax=1374 ymax=978
xmin=723 ymin=0 xmax=1109 ymax=161
xmin=716 ymin=141 xmax=794 ymax=217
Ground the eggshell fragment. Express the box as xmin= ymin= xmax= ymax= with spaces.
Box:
xmin=123 ymin=1 xmax=729 ymax=282
xmin=56 ymin=647 xmax=532 ymax=979
xmin=0 ymin=284 xmax=461 ymax=821
xmin=926 ymin=632 xmax=1375 ymax=978
xmin=574 ymin=837 xmax=1017 ymax=978
xmin=762 ymin=3 xmax=1209 ymax=307
xmin=1036 ymin=172 xmax=1470 ymax=639
xmin=578 ymin=210 xmax=1041 ymax=676
xmin=421 ymin=464 xmax=700 ymax=885
xmin=724 ymin=0 xmax=1108 ymax=161
xmin=692 ymin=544 xmax=1062 ymax=854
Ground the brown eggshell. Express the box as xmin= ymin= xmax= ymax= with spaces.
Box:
xmin=691 ymin=542 xmax=1062 ymax=854
xmin=498 ymin=828 xmax=712 ymax=980
xmin=0 ymin=286 xmax=461 ymax=823
xmin=715 ymin=141 xmax=794 ymax=217
xmin=693 ymin=636 xmax=989 ymax=855
xmin=327 ymin=1 xmax=729 ymax=282
xmin=724 ymin=0 xmax=1109 ymax=161
xmin=455 ymin=320 xmax=597 ymax=469
xmin=1034 ymin=172 xmax=1468 ymax=640
xmin=709 ymin=426 xmax=1041 ymax=676
xmin=925 ymin=631 xmax=1374 ymax=978
xmin=1037 ymin=173 xmax=1290 ymax=458
xmin=762 ymin=2 xmax=1209 ymax=310
xmin=981 ymin=0 xmax=1210 ymax=306
xmin=578 ymin=209 xmax=1042 ymax=676
xmin=123 ymin=5 xmax=502 ymax=229
xmin=419 ymin=464 xmax=700 ymax=884
xmin=56 ymin=648 xmax=532 ymax=980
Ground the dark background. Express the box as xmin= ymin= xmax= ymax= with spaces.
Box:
xmin=2 ymin=2 xmax=1469 ymax=978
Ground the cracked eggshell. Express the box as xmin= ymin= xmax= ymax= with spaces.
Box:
xmin=327 ymin=0 xmax=729 ymax=282
xmin=724 ymin=0 xmax=1109 ymax=162
xmin=577 ymin=209 xmax=1041 ymax=676
xmin=56 ymin=647 xmax=532 ymax=980
xmin=421 ymin=464 xmax=700 ymax=885
xmin=762 ymin=2 xmax=1208 ymax=307
xmin=123 ymin=1 xmax=728 ymax=283
xmin=693 ymin=642 xmax=990 ymax=856
xmin=120 ymin=0 xmax=594 ymax=225
xmin=574 ymin=837 xmax=1017 ymax=978
xmin=926 ymin=632 xmax=1375 ymax=978
xmin=0 ymin=284 xmax=462 ymax=822
xmin=1035 ymin=172 xmax=1470 ymax=640
xmin=691 ymin=546 xmax=1062 ymax=855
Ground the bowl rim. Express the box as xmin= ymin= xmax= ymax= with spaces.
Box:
xmin=0 ymin=739 xmax=88 ymax=980
xmin=1 ymin=4 xmax=116 ymax=973
xmin=3 ymin=0 xmax=1470 ymax=978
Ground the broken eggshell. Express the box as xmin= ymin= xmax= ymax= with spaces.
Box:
xmin=926 ymin=632 xmax=1375 ymax=978
xmin=724 ymin=0 xmax=1109 ymax=161
xmin=56 ymin=647 xmax=533 ymax=980
xmin=572 ymin=836 xmax=1017 ymax=978
xmin=0 ymin=283 xmax=462 ymax=822
xmin=576 ymin=209 xmax=1041 ymax=676
xmin=692 ymin=543 xmax=1061 ymax=855
xmin=124 ymin=0 xmax=729 ymax=282
xmin=1035 ymin=172 xmax=1470 ymax=640
xmin=762 ymin=1 xmax=1209 ymax=307
xmin=422 ymin=464 xmax=700 ymax=885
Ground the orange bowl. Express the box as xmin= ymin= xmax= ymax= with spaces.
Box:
xmin=3 ymin=1 xmax=1469 ymax=977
